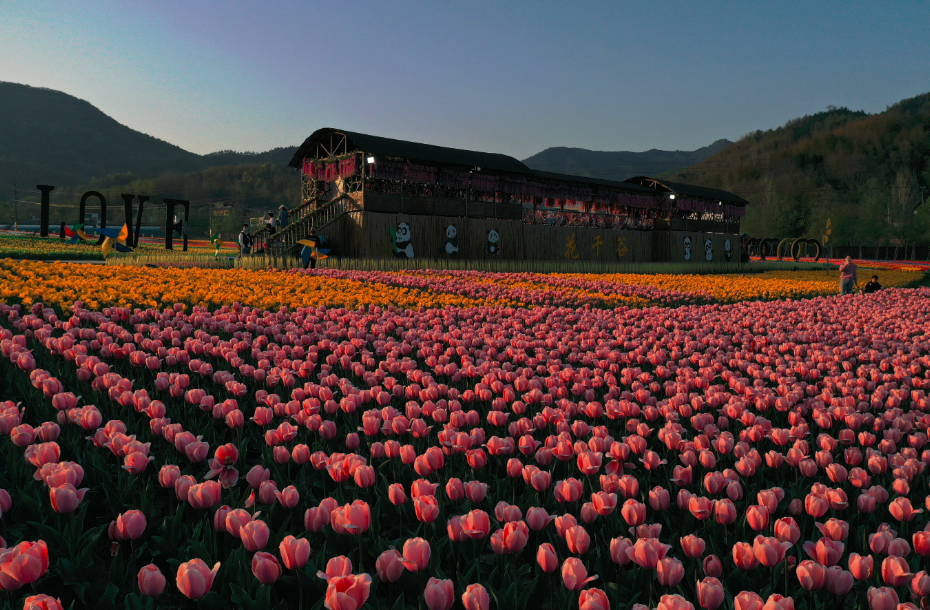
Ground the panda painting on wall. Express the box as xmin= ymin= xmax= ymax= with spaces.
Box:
xmin=683 ymin=236 xmax=692 ymax=261
xmin=444 ymin=224 xmax=459 ymax=257
xmin=486 ymin=229 xmax=501 ymax=256
xmin=704 ymin=238 xmax=713 ymax=261
xmin=392 ymin=222 xmax=414 ymax=258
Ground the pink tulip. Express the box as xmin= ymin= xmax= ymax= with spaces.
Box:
xmin=138 ymin=564 xmax=166 ymax=596
xmin=176 ymin=558 xmax=220 ymax=599
xmin=251 ymin=552 xmax=281 ymax=585
xmin=401 ymin=537 xmax=431 ymax=572
xmin=461 ymin=583 xmax=490 ymax=610
xmin=279 ymin=535 xmax=311 ymax=570
xmin=49 ymin=484 xmax=87 ymax=513
xmin=424 ymin=577 xmax=455 ymax=610
xmin=697 ymin=577 xmax=724 ymax=609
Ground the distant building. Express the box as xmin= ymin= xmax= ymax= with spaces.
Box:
xmin=256 ymin=128 xmax=748 ymax=263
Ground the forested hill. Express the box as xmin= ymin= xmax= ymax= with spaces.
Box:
xmin=0 ymin=81 xmax=297 ymax=186
xmin=522 ymin=139 xmax=732 ymax=182
xmin=667 ymin=92 xmax=930 ymax=246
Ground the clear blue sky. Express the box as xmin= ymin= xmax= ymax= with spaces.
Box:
xmin=2 ymin=1 xmax=928 ymax=160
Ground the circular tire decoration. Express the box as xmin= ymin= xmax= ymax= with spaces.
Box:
xmin=807 ymin=238 xmax=822 ymax=261
xmin=777 ymin=238 xmax=793 ymax=261
xmin=790 ymin=238 xmax=805 ymax=261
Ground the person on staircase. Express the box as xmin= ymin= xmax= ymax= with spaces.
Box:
xmin=278 ymin=205 xmax=289 ymax=230
xmin=264 ymin=212 xmax=277 ymax=236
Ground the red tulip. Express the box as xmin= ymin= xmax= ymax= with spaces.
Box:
xmin=562 ymin=557 xmax=598 ymax=590
xmin=527 ymin=507 xmax=555 ymax=531
xmin=279 ymin=535 xmax=311 ymax=570
xmin=867 ymin=587 xmax=899 ymax=610
xmin=240 ymin=520 xmax=270 ymax=551
xmin=424 ymin=577 xmax=455 ymax=610
xmin=848 ymin=553 xmax=874 ymax=580
xmin=802 ymin=538 xmax=844 ymax=567
xmin=911 ymin=571 xmax=930 ymax=597
xmin=110 ymin=510 xmax=146 ymax=541
xmin=538 ymin=542 xmax=559 ymax=572
xmin=49 ymin=483 xmax=87 ymax=513
xmin=463 ymin=510 xmax=491 ymax=539
xmin=659 ymin=594 xmax=696 ymax=610
xmin=465 ymin=481 xmax=488 ymax=503
xmin=376 ymin=549 xmax=406 ymax=583
xmin=734 ymin=591 xmax=764 ymax=610
xmin=774 ymin=517 xmax=801 ymax=544
xmin=251 ymin=552 xmax=281 ymax=585
xmin=324 ymin=573 xmax=371 ymax=610
xmin=565 ymin=525 xmax=591 ymax=555
xmin=0 ymin=540 xmax=49 ymax=590
xmin=317 ymin=556 xmax=353 ymax=581
xmin=824 ymin=566 xmax=854 ymax=596
xmin=627 ymin=537 xmax=671 ymax=569
xmin=554 ymin=478 xmax=583 ymax=503
xmin=753 ymin=535 xmax=792 ymax=567
xmin=176 ymin=558 xmax=220 ymax=599
xmin=680 ymin=535 xmax=706 ymax=558
xmin=461 ymin=583 xmax=490 ymax=610
xmin=797 ymin=560 xmax=826 ymax=590
xmin=880 ymin=555 xmax=912 ymax=586
xmin=610 ymin=537 xmax=633 ymax=565
xmin=22 ymin=595 xmax=63 ymax=610
xmin=697 ymin=577 xmax=724 ymax=609
xmin=746 ymin=505 xmax=770 ymax=531
xmin=332 ymin=500 xmax=371 ymax=534
xmin=657 ymin=557 xmax=685 ymax=586
xmin=579 ymin=588 xmax=610 ymax=610
xmin=401 ymin=538 xmax=431 ymax=572
xmin=702 ymin=555 xmax=723 ymax=578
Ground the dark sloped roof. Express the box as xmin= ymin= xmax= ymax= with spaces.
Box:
xmin=623 ymin=176 xmax=749 ymax=205
xmin=289 ymin=129 xmax=747 ymax=205
xmin=531 ymin=170 xmax=657 ymax=194
xmin=288 ymin=128 xmax=532 ymax=174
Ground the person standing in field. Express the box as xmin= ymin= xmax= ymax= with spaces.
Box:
xmin=839 ymin=255 xmax=857 ymax=295
xmin=238 ymin=224 xmax=252 ymax=256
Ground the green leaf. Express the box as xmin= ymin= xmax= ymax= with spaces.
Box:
xmin=391 ymin=592 xmax=407 ymax=610
xmin=200 ymin=591 xmax=231 ymax=610
xmin=92 ymin=583 xmax=120 ymax=610
xmin=27 ymin=520 xmax=69 ymax=551
xmin=122 ymin=593 xmax=153 ymax=610
xmin=257 ymin=584 xmax=272 ymax=609
xmin=56 ymin=557 xmax=88 ymax=604
xmin=229 ymin=583 xmax=256 ymax=610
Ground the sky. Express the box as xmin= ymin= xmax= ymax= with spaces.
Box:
xmin=2 ymin=1 xmax=929 ymax=160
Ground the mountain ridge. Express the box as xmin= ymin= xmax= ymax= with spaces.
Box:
xmin=0 ymin=81 xmax=298 ymax=187
xmin=521 ymin=139 xmax=733 ymax=182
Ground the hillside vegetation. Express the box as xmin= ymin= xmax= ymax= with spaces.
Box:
xmin=523 ymin=139 xmax=731 ymax=182
xmin=668 ymin=93 xmax=930 ymax=248
xmin=0 ymin=81 xmax=297 ymax=186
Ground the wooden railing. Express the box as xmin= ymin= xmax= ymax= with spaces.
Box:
xmin=251 ymin=196 xmax=355 ymax=263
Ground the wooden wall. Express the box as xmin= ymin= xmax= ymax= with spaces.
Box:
xmin=326 ymin=211 xmax=740 ymax=264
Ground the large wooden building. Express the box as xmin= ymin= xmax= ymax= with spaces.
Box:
xmin=255 ymin=128 xmax=748 ymax=264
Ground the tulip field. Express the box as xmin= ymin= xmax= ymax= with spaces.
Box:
xmin=1 ymin=261 xmax=930 ymax=610
xmin=0 ymin=235 xmax=237 ymax=261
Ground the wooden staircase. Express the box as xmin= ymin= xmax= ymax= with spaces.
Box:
xmin=251 ymin=196 xmax=353 ymax=259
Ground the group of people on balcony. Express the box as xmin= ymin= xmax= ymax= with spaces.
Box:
xmin=263 ymin=205 xmax=289 ymax=236
xmin=238 ymin=205 xmax=291 ymax=255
